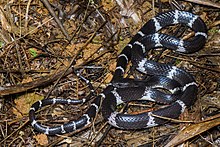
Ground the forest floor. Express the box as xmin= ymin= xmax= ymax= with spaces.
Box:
xmin=0 ymin=0 xmax=219 ymax=146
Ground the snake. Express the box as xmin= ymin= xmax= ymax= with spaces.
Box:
xmin=29 ymin=10 xmax=207 ymax=135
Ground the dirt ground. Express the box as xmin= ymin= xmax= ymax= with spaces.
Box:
xmin=0 ymin=0 xmax=219 ymax=146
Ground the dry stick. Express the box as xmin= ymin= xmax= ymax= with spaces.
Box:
xmin=88 ymin=97 xmax=106 ymax=145
xmin=0 ymin=67 xmax=73 ymax=96
xmin=150 ymin=113 xmax=194 ymax=123
xmin=197 ymin=53 xmax=220 ymax=58
xmin=24 ymin=0 xmax=32 ymax=29
xmin=183 ymin=0 xmax=220 ymax=9
xmin=0 ymin=120 xmax=29 ymax=144
xmin=15 ymin=42 xmax=24 ymax=74
xmin=191 ymin=62 xmax=220 ymax=73
xmin=40 ymin=0 xmax=71 ymax=41
xmin=166 ymin=54 xmax=218 ymax=65
xmin=167 ymin=55 xmax=220 ymax=73
xmin=95 ymin=124 xmax=112 ymax=147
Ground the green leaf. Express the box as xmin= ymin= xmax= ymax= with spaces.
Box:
xmin=29 ymin=48 xmax=38 ymax=57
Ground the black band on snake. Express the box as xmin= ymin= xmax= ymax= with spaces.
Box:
xmin=29 ymin=10 xmax=207 ymax=135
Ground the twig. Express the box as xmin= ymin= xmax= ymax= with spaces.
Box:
xmin=40 ymin=0 xmax=71 ymax=40
xmin=0 ymin=67 xmax=73 ymax=96
xmin=151 ymin=113 xmax=194 ymax=123
xmin=183 ymin=0 xmax=220 ymax=9
xmin=0 ymin=120 xmax=29 ymax=144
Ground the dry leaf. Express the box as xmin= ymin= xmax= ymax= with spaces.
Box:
xmin=165 ymin=115 xmax=220 ymax=147
xmin=104 ymin=73 xmax=113 ymax=83
xmin=33 ymin=134 xmax=49 ymax=146
xmin=13 ymin=93 xmax=44 ymax=117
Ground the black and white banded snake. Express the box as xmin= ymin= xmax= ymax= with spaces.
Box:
xmin=29 ymin=10 xmax=207 ymax=135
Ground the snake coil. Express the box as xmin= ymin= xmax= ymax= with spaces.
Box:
xmin=29 ymin=10 xmax=207 ymax=135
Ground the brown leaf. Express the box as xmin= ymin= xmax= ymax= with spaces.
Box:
xmin=33 ymin=134 xmax=49 ymax=146
xmin=104 ymin=73 xmax=113 ymax=84
xmin=13 ymin=93 xmax=44 ymax=117
xmin=165 ymin=114 xmax=220 ymax=147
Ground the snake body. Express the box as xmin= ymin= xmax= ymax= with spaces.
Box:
xmin=29 ymin=10 xmax=207 ymax=135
